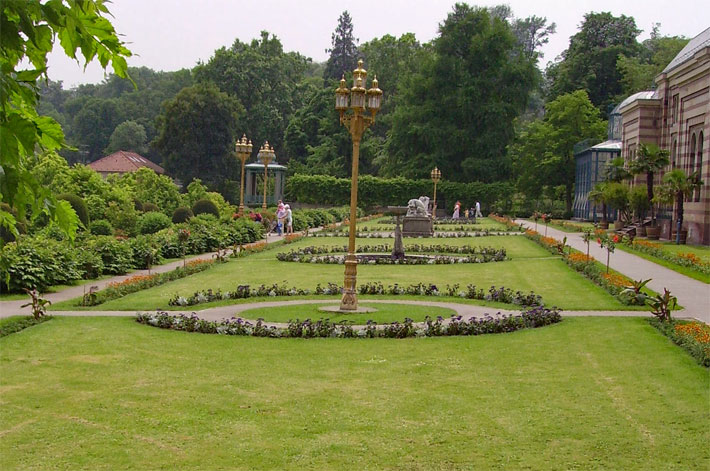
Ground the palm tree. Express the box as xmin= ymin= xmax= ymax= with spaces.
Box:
xmin=655 ymin=170 xmax=702 ymax=244
xmin=629 ymin=143 xmax=670 ymax=226
xmin=588 ymin=182 xmax=608 ymax=227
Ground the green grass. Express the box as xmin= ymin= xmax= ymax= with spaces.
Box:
xmin=358 ymin=216 xmax=509 ymax=232
xmin=616 ymin=243 xmax=710 ymax=284
xmin=1 ymin=316 xmax=707 ymax=470
xmin=241 ymin=302 xmax=457 ymax=324
xmin=51 ymin=235 xmax=643 ymax=312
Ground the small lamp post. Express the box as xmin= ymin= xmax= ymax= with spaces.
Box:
xmin=430 ymin=167 xmax=441 ymax=219
xmin=335 ymin=59 xmax=383 ymax=311
xmin=235 ymin=134 xmax=253 ymax=216
xmin=257 ymin=141 xmax=275 ymax=211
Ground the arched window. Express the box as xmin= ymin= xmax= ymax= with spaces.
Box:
xmin=696 ymin=132 xmax=704 ymax=202
xmin=689 ymin=133 xmax=696 ymax=172
xmin=671 ymin=139 xmax=678 ymax=168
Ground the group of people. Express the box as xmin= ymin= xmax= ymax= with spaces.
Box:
xmin=274 ymin=200 xmax=293 ymax=235
xmin=452 ymin=201 xmax=482 ymax=219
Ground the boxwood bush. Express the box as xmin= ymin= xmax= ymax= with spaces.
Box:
xmin=192 ymin=199 xmax=219 ymax=217
xmin=172 ymin=207 xmax=193 ymax=223
xmin=137 ymin=211 xmax=172 ymax=235
xmin=89 ymin=219 xmax=114 ymax=236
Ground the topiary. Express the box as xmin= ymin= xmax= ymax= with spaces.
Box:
xmin=137 ymin=211 xmax=172 ymax=235
xmin=172 ymin=207 xmax=194 ymax=223
xmin=57 ymin=193 xmax=89 ymax=228
xmin=142 ymin=202 xmax=159 ymax=213
xmin=134 ymin=199 xmax=144 ymax=212
xmin=89 ymin=219 xmax=113 ymax=236
xmin=192 ymin=199 xmax=219 ymax=217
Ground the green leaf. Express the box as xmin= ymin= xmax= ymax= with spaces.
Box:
xmin=52 ymin=199 xmax=79 ymax=242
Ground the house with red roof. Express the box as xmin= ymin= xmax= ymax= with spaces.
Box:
xmin=88 ymin=151 xmax=165 ymax=177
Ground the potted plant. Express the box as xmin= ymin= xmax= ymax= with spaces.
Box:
xmin=629 ymin=186 xmax=650 ymax=236
xmin=604 ymin=182 xmax=629 ymax=231
xmin=654 ymin=170 xmax=702 ymax=244
xmin=588 ymin=182 xmax=609 ymax=229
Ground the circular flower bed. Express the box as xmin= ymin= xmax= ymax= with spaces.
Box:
xmin=276 ymin=244 xmax=507 ymax=264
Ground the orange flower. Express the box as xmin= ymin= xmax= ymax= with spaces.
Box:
xmin=601 ymin=273 xmax=629 ymax=288
xmin=675 ymin=322 xmax=710 ymax=345
xmin=568 ymin=253 xmax=595 ymax=263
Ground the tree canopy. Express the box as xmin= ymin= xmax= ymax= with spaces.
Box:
xmin=323 ymin=11 xmax=359 ymax=81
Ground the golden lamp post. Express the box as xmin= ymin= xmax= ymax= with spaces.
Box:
xmin=235 ymin=134 xmax=253 ymax=216
xmin=335 ymin=59 xmax=383 ymax=311
xmin=430 ymin=167 xmax=441 ymax=219
xmin=257 ymin=141 xmax=275 ymax=211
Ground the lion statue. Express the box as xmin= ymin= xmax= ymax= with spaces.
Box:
xmin=406 ymin=196 xmax=430 ymax=217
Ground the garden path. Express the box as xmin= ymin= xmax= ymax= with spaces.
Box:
xmin=515 ymin=219 xmax=709 ymax=324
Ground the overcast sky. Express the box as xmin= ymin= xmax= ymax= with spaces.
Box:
xmin=46 ymin=0 xmax=710 ymax=88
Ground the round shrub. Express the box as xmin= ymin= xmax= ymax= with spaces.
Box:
xmin=57 ymin=193 xmax=89 ymax=227
xmin=89 ymin=219 xmax=113 ymax=236
xmin=172 ymin=207 xmax=194 ymax=223
xmin=142 ymin=202 xmax=159 ymax=213
xmin=137 ymin=211 xmax=172 ymax=235
xmin=192 ymin=199 xmax=219 ymax=217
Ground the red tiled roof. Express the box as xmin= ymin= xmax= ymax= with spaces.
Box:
xmin=88 ymin=151 xmax=165 ymax=174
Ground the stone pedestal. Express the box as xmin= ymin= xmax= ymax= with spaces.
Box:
xmin=402 ymin=216 xmax=433 ymax=237
xmin=392 ymin=215 xmax=404 ymax=259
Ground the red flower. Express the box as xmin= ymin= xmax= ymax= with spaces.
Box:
xmin=613 ymin=235 xmax=620 ymax=243
xmin=596 ymin=238 xmax=601 ymax=244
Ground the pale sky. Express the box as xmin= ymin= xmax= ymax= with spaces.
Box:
xmin=46 ymin=0 xmax=710 ymax=88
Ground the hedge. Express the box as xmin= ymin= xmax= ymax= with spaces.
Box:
xmin=285 ymin=174 xmax=514 ymax=211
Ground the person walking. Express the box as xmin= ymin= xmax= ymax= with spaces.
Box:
xmin=285 ymin=204 xmax=293 ymax=234
xmin=276 ymin=201 xmax=286 ymax=236
xmin=475 ymin=201 xmax=483 ymax=218
xmin=452 ymin=201 xmax=461 ymax=219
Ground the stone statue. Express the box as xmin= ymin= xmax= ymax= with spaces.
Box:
xmin=407 ymin=196 xmax=430 ymax=217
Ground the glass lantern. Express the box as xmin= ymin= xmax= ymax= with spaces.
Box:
xmin=335 ymin=76 xmax=349 ymax=111
xmin=367 ymin=76 xmax=382 ymax=113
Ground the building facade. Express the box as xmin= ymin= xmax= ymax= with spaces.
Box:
xmin=618 ymin=27 xmax=709 ymax=245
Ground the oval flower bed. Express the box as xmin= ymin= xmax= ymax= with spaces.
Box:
xmin=168 ymin=282 xmax=543 ymax=308
xmin=276 ymin=244 xmax=507 ymax=264
xmin=136 ymin=305 xmax=562 ymax=339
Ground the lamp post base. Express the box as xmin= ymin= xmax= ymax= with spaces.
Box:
xmin=339 ymin=256 xmax=358 ymax=310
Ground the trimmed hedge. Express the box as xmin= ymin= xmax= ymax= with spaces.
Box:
xmin=172 ymin=207 xmax=193 ymax=223
xmin=285 ymin=174 xmax=513 ymax=211
xmin=89 ymin=219 xmax=113 ymax=235
xmin=192 ymin=199 xmax=219 ymax=217
xmin=137 ymin=212 xmax=172 ymax=235
xmin=142 ymin=202 xmax=160 ymax=213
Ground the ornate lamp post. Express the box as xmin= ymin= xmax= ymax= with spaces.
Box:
xmin=430 ymin=167 xmax=441 ymax=219
xmin=235 ymin=134 xmax=253 ymax=216
xmin=257 ymin=141 xmax=275 ymax=211
xmin=335 ymin=59 xmax=383 ymax=311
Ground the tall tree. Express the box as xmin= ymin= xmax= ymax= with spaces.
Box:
xmin=105 ymin=120 xmax=148 ymax=154
xmin=384 ymin=4 xmax=537 ymax=182
xmin=0 ymin=0 xmax=131 ymax=241
xmin=510 ymin=90 xmax=606 ymax=216
xmin=323 ymin=11 xmax=359 ymax=81
xmin=153 ymin=84 xmax=243 ymax=186
xmin=617 ymin=25 xmax=688 ymax=96
xmin=547 ymin=12 xmax=640 ymax=116
xmin=512 ymin=16 xmax=556 ymax=61
xmin=194 ymin=31 xmax=309 ymax=160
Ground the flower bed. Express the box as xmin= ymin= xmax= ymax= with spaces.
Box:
xmin=80 ymin=259 xmax=216 ymax=306
xmin=312 ymin=230 xmax=523 ymax=239
xmin=524 ymin=229 xmax=642 ymax=305
xmin=136 ymin=305 xmax=562 ymax=339
xmin=0 ymin=315 xmax=53 ymax=338
xmin=489 ymin=214 xmax=525 ymax=232
xmin=276 ymin=244 xmax=507 ymax=265
xmin=650 ymin=319 xmax=710 ymax=367
xmin=622 ymin=240 xmax=710 ymax=276
xmin=168 ymin=282 xmax=543 ymax=307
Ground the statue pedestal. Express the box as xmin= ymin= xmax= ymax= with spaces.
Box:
xmin=402 ymin=216 xmax=433 ymax=237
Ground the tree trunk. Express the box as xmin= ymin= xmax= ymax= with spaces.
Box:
xmin=565 ymin=184 xmax=572 ymax=218
xmin=647 ymin=171 xmax=655 ymax=224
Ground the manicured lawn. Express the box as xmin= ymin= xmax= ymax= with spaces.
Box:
xmin=51 ymin=235 xmax=643 ymax=311
xmin=1 ymin=316 xmax=707 ymax=470
xmin=241 ymin=302 xmax=457 ymax=324
xmin=616 ymin=242 xmax=710 ymax=284
xmin=357 ymin=216 xmax=510 ymax=231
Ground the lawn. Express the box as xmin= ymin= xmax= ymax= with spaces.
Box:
xmin=240 ymin=302 xmax=458 ymax=324
xmin=51 ymin=235 xmax=642 ymax=311
xmin=1 ymin=316 xmax=707 ymax=470
xmin=356 ymin=216 xmax=510 ymax=232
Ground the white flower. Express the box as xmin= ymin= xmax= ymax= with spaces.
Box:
xmin=268 ymin=290 xmax=276 ymax=297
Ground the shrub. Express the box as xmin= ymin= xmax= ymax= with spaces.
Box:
xmin=137 ymin=211 xmax=172 ymax=235
xmin=89 ymin=219 xmax=113 ymax=235
xmin=0 ymin=236 xmax=82 ymax=292
xmin=172 ymin=207 xmax=194 ymax=223
xmin=88 ymin=236 xmax=134 ymax=275
xmin=192 ymin=199 xmax=219 ymax=217
xmin=134 ymin=200 xmax=144 ymax=212
xmin=57 ymin=193 xmax=89 ymax=227
xmin=142 ymin=202 xmax=160 ymax=213
xmin=128 ymin=235 xmax=165 ymax=269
